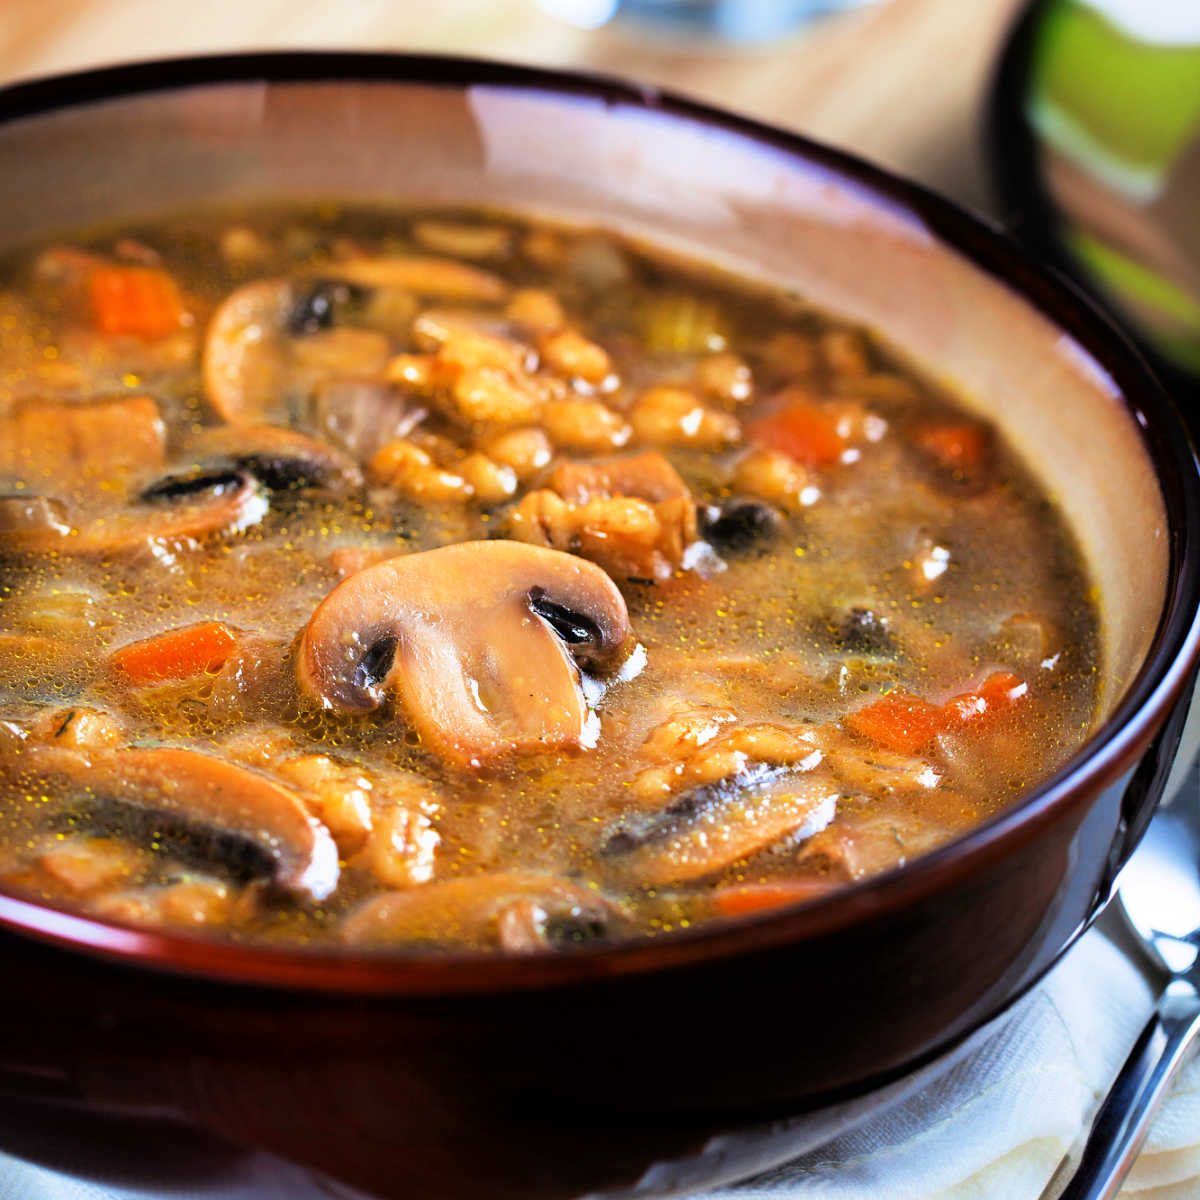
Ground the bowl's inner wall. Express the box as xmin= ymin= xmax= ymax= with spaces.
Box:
xmin=0 ymin=76 xmax=1168 ymax=719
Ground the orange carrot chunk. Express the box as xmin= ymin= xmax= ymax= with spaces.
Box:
xmin=843 ymin=690 xmax=949 ymax=754
xmin=944 ymin=671 xmax=1028 ymax=728
xmin=110 ymin=621 xmax=237 ymax=684
xmin=746 ymin=390 xmax=845 ymax=467
xmin=88 ymin=265 xmax=185 ymax=339
xmin=912 ymin=422 xmax=988 ymax=477
xmin=712 ymin=879 xmax=837 ymax=918
xmin=847 ymin=672 xmax=1029 ymax=754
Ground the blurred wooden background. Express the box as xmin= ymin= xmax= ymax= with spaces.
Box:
xmin=0 ymin=0 xmax=1025 ymax=213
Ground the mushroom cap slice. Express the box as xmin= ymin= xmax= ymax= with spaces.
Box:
xmin=5 ymin=745 xmax=338 ymax=902
xmin=296 ymin=540 xmax=633 ymax=769
xmin=311 ymin=378 xmax=427 ymax=461
xmin=114 ymin=468 xmax=268 ymax=549
xmin=0 ymin=469 xmax=268 ymax=557
xmin=2 ymin=469 xmax=268 ymax=556
xmin=340 ymin=873 xmax=627 ymax=951
xmin=202 ymin=278 xmax=294 ymax=424
xmin=181 ymin=424 xmax=362 ymax=492
xmin=202 ymin=278 xmax=397 ymax=429
xmin=602 ymin=764 xmax=839 ymax=887
xmin=0 ymin=396 xmax=265 ymax=557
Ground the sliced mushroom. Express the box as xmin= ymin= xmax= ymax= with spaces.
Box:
xmin=203 ymin=278 xmax=408 ymax=431
xmin=6 ymin=745 xmax=338 ymax=902
xmin=202 ymin=278 xmax=293 ymax=423
xmin=603 ymin=763 xmax=839 ymax=886
xmin=11 ymin=469 xmax=267 ymax=556
xmin=410 ymin=220 xmax=514 ymax=261
xmin=7 ymin=468 xmax=268 ymax=556
xmin=181 ymin=424 xmax=362 ymax=492
xmin=285 ymin=278 xmax=371 ymax=336
xmin=409 ymin=306 xmax=519 ymax=351
xmin=320 ymin=256 xmax=508 ymax=303
xmin=296 ymin=540 xmax=633 ymax=769
xmin=340 ymin=873 xmax=627 ymax=951
xmin=311 ymin=378 xmax=426 ymax=461
xmin=0 ymin=396 xmax=235 ymax=556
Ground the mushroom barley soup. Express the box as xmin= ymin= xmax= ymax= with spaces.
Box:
xmin=0 ymin=206 xmax=1099 ymax=952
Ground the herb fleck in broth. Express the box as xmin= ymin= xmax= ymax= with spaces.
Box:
xmin=0 ymin=205 xmax=1099 ymax=951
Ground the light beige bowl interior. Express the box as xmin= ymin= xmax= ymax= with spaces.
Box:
xmin=0 ymin=77 xmax=1167 ymax=720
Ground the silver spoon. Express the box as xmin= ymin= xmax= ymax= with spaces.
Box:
xmin=1055 ymin=771 xmax=1200 ymax=1200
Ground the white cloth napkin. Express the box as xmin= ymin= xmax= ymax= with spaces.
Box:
xmin=595 ymin=924 xmax=1198 ymax=1200
xmin=0 ymin=924 xmax=1195 ymax=1200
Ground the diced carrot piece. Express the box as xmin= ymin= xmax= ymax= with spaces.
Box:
xmin=912 ymin=422 xmax=988 ymax=475
xmin=88 ymin=265 xmax=184 ymax=339
xmin=843 ymin=690 xmax=949 ymax=754
xmin=944 ymin=671 xmax=1028 ymax=728
xmin=712 ymin=879 xmax=836 ymax=918
xmin=110 ymin=621 xmax=237 ymax=684
xmin=746 ymin=390 xmax=845 ymax=466
xmin=846 ymin=673 xmax=1029 ymax=754
xmin=981 ymin=671 xmax=1027 ymax=703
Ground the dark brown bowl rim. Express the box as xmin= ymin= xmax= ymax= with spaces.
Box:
xmin=0 ymin=50 xmax=1198 ymax=995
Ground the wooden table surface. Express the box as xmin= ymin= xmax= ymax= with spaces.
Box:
xmin=0 ymin=0 xmax=1025 ymax=214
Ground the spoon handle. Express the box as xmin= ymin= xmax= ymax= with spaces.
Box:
xmin=1057 ymin=984 xmax=1200 ymax=1200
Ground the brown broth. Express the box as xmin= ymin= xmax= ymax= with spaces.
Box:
xmin=0 ymin=204 xmax=1099 ymax=951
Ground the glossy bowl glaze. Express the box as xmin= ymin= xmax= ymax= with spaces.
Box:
xmin=0 ymin=54 xmax=1197 ymax=1200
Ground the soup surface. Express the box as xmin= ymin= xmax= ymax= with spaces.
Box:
xmin=0 ymin=206 xmax=1099 ymax=952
